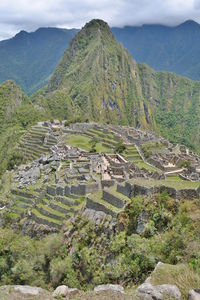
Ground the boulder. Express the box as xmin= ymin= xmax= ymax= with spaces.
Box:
xmin=137 ymin=282 xmax=181 ymax=300
xmin=13 ymin=285 xmax=44 ymax=296
xmin=94 ymin=284 xmax=124 ymax=294
xmin=68 ymin=288 xmax=80 ymax=297
xmin=31 ymin=167 xmax=41 ymax=180
xmin=53 ymin=285 xmax=68 ymax=298
xmin=189 ymin=289 xmax=200 ymax=300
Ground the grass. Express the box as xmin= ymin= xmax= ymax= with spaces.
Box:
xmin=89 ymin=191 xmax=123 ymax=213
xmin=166 ymin=175 xmax=184 ymax=182
xmin=135 ymin=161 xmax=162 ymax=173
xmin=129 ymin=178 xmax=200 ymax=190
xmin=106 ymin=186 xmax=131 ymax=203
xmin=65 ymin=134 xmax=113 ymax=153
xmin=150 ymin=263 xmax=200 ymax=300
xmin=37 ymin=203 xmax=66 ymax=217
xmin=32 ymin=208 xmax=62 ymax=225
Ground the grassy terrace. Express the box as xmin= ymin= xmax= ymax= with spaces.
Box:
xmin=32 ymin=208 xmax=62 ymax=225
xmin=129 ymin=178 xmax=200 ymax=190
xmin=106 ymin=186 xmax=131 ymax=203
xmin=88 ymin=128 xmax=115 ymax=140
xmin=18 ymin=125 xmax=57 ymax=161
xmin=88 ymin=190 xmax=123 ymax=213
xmin=65 ymin=134 xmax=113 ymax=153
xmin=135 ymin=161 xmax=162 ymax=173
xmin=86 ymin=128 xmax=118 ymax=146
xmin=122 ymin=145 xmax=143 ymax=163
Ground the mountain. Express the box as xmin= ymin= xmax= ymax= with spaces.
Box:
xmin=35 ymin=19 xmax=200 ymax=154
xmin=112 ymin=20 xmax=200 ymax=80
xmin=37 ymin=19 xmax=154 ymax=129
xmin=0 ymin=21 xmax=200 ymax=94
xmin=1 ymin=20 xmax=200 ymax=95
xmin=0 ymin=27 xmax=78 ymax=94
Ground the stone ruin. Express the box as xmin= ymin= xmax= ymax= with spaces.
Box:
xmin=0 ymin=121 xmax=199 ymax=234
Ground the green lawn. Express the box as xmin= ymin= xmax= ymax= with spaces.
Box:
xmin=130 ymin=178 xmax=200 ymax=190
xmin=66 ymin=134 xmax=113 ymax=153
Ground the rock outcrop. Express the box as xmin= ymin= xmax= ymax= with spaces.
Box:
xmin=137 ymin=282 xmax=181 ymax=300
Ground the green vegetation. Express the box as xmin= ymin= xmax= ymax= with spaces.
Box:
xmin=0 ymin=81 xmax=44 ymax=175
xmin=114 ymin=140 xmax=126 ymax=154
xmin=0 ymin=193 xmax=200 ymax=299
xmin=130 ymin=178 xmax=200 ymax=189
xmin=150 ymin=263 xmax=200 ymax=300
xmin=135 ymin=161 xmax=162 ymax=173
xmin=65 ymin=134 xmax=112 ymax=153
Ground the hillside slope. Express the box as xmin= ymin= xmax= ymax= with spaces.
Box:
xmin=0 ymin=80 xmax=43 ymax=174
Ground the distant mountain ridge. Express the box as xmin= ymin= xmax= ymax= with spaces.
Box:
xmin=0 ymin=27 xmax=78 ymax=94
xmin=0 ymin=20 xmax=200 ymax=94
xmin=112 ymin=20 xmax=200 ymax=80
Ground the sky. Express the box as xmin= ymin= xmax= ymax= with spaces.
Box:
xmin=0 ymin=0 xmax=200 ymax=40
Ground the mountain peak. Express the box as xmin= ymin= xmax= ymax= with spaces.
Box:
xmin=15 ymin=30 xmax=28 ymax=39
xmin=83 ymin=19 xmax=110 ymax=31
xmin=178 ymin=19 xmax=200 ymax=28
xmin=77 ymin=19 xmax=113 ymax=40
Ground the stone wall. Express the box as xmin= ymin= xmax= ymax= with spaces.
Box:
xmin=31 ymin=213 xmax=61 ymax=229
xmin=117 ymin=182 xmax=132 ymax=197
xmin=71 ymin=183 xmax=99 ymax=196
xmin=103 ymin=190 xmax=124 ymax=208
xmin=101 ymin=180 xmax=115 ymax=188
xmin=86 ymin=198 xmax=117 ymax=217
xmin=147 ymin=158 xmax=164 ymax=170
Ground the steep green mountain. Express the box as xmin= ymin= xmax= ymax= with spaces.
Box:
xmin=38 ymin=19 xmax=154 ymax=129
xmin=0 ymin=80 xmax=43 ymax=174
xmin=0 ymin=28 xmax=78 ymax=94
xmin=36 ymin=19 xmax=200 ymax=153
xmin=112 ymin=20 xmax=200 ymax=80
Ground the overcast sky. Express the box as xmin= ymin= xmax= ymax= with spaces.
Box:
xmin=0 ymin=0 xmax=200 ymax=40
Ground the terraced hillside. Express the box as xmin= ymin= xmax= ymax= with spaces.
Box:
xmin=18 ymin=124 xmax=57 ymax=161
xmin=1 ymin=121 xmax=199 ymax=236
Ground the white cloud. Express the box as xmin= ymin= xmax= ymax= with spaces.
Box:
xmin=0 ymin=0 xmax=199 ymax=40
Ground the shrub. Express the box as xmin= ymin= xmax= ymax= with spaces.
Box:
xmin=114 ymin=140 xmax=126 ymax=154
xmin=7 ymin=151 xmax=23 ymax=170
